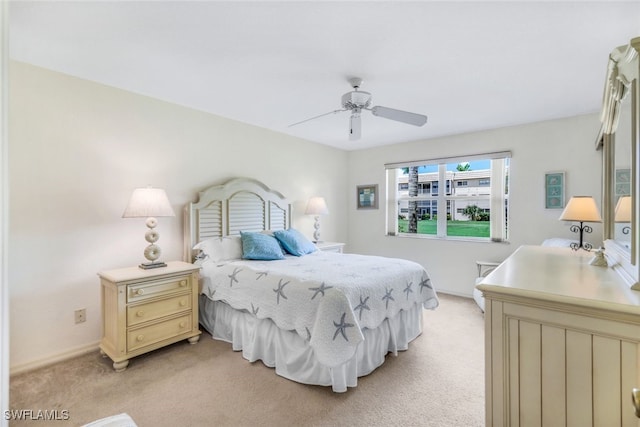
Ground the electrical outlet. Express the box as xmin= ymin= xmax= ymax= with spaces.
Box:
xmin=74 ymin=309 xmax=86 ymax=324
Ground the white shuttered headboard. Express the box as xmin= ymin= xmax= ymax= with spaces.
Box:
xmin=184 ymin=178 xmax=291 ymax=262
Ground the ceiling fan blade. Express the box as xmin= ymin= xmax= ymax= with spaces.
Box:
xmin=370 ymin=106 xmax=428 ymax=126
xmin=349 ymin=113 xmax=361 ymax=141
xmin=288 ymin=109 xmax=347 ymax=127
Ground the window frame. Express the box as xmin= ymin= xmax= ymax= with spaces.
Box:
xmin=385 ymin=151 xmax=511 ymax=242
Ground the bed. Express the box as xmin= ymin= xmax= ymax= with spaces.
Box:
xmin=184 ymin=177 xmax=438 ymax=392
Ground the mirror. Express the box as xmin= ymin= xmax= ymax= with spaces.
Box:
xmin=613 ymin=96 xmax=632 ymax=250
xmin=599 ymin=37 xmax=639 ymax=288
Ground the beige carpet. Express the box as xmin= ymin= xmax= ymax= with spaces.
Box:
xmin=9 ymin=293 xmax=485 ymax=426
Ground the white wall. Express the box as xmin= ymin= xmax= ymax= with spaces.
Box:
xmin=347 ymin=114 xmax=603 ymax=297
xmin=8 ymin=61 xmax=348 ymax=370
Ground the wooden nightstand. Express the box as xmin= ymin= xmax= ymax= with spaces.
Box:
xmin=315 ymin=241 xmax=345 ymax=253
xmin=98 ymin=261 xmax=201 ymax=371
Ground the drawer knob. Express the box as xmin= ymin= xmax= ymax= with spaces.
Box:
xmin=179 ymin=322 xmax=186 ymax=328
xmin=136 ymin=335 xmax=144 ymax=342
xmin=136 ymin=310 xmax=145 ymax=317
xmin=180 ymin=280 xmax=187 ymax=287
xmin=135 ymin=289 xmax=145 ymax=296
xmin=179 ymin=300 xmax=186 ymax=307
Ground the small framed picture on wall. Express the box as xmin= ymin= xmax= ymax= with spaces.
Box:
xmin=545 ymin=172 xmax=565 ymax=209
xmin=616 ymin=168 xmax=631 ymax=196
xmin=357 ymin=184 xmax=378 ymax=209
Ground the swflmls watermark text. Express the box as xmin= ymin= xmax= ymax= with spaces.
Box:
xmin=4 ymin=409 xmax=70 ymax=421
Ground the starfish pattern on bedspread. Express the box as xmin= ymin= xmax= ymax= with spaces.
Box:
xmin=309 ymin=282 xmax=333 ymax=300
xmin=273 ymin=279 xmax=289 ymax=304
xmin=382 ymin=287 xmax=395 ymax=309
xmin=198 ymin=251 xmax=439 ymax=370
xmin=354 ymin=295 xmax=370 ymax=320
xmin=419 ymin=276 xmax=432 ymax=293
xmin=404 ymin=281 xmax=413 ymax=300
xmin=333 ymin=313 xmax=354 ymax=342
xmin=228 ymin=267 xmax=242 ymax=287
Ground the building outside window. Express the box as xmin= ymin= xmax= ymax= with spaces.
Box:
xmin=385 ymin=152 xmax=510 ymax=241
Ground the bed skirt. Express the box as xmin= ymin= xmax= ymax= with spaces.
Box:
xmin=198 ymin=295 xmax=424 ymax=392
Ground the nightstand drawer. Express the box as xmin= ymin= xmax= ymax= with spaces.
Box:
xmin=127 ymin=276 xmax=191 ymax=303
xmin=127 ymin=294 xmax=191 ymax=326
xmin=127 ymin=313 xmax=192 ymax=352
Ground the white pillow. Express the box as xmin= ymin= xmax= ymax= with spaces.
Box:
xmin=193 ymin=236 xmax=242 ymax=262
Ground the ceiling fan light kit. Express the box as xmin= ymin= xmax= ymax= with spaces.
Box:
xmin=289 ymin=77 xmax=428 ymax=141
xmin=341 ymin=90 xmax=372 ymax=110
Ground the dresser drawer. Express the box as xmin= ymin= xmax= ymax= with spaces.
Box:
xmin=127 ymin=294 xmax=191 ymax=327
xmin=127 ymin=313 xmax=192 ymax=352
xmin=127 ymin=276 xmax=191 ymax=303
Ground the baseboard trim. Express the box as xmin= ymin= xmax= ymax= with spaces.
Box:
xmin=10 ymin=341 xmax=100 ymax=376
xmin=436 ymin=289 xmax=473 ymax=299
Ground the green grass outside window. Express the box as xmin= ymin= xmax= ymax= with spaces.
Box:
xmin=398 ymin=219 xmax=490 ymax=238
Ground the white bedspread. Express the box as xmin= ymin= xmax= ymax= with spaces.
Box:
xmin=199 ymin=251 xmax=438 ymax=367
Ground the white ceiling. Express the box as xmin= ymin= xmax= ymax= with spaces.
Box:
xmin=9 ymin=1 xmax=640 ymax=151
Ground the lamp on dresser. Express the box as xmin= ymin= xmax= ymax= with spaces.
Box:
xmin=122 ymin=187 xmax=175 ymax=269
xmin=305 ymin=196 xmax=329 ymax=243
xmin=559 ymin=195 xmax=602 ymax=251
xmin=615 ymin=195 xmax=632 ymax=235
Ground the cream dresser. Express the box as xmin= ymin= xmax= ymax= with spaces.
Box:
xmin=98 ymin=261 xmax=201 ymax=371
xmin=477 ymin=245 xmax=640 ymax=427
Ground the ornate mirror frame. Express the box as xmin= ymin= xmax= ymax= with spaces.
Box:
xmin=598 ymin=37 xmax=640 ymax=288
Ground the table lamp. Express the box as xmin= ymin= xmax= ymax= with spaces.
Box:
xmin=559 ymin=196 xmax=602 ymax=251
xmin=123 ymin=187 xmax=175 ymax=269
xmin=305 ymin=196 xmax=329 ymax=243
xmin=615 ymin=195 xmax=631 ymax=235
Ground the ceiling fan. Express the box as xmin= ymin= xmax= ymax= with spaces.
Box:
xmin=289 ymin=77 xmax=428 ymax=141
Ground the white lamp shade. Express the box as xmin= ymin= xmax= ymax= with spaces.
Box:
xmin=615 ymin=196 xmax=632 ymax=222
xmin=305 ymin=197 xmax=329 ymax=216
xmin=122 ymin=188 xmax=175 ymax=218
xmin=559 ymin=196 xmax=602 ymax=223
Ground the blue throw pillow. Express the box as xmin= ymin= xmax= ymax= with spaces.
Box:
xmin=273 ymin=228 xmax=317 ymax=256
xmin=240 ymin=231 xmax=285 ymax=260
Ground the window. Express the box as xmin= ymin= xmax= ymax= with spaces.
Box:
xmin=386 ymin=152 xmax=510 ymax=241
